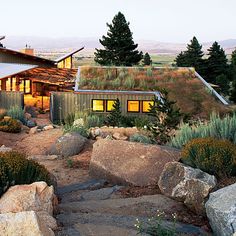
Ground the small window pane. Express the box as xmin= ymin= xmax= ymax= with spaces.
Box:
xmin=0 ymin=80 xmax=2 ymax=91
xmin=92 ymin=100 xmax=104 ymax=112
xmin=12 ymin=77 xmax=16 ymax=91
xmin=127 ymin=101 xmax=139 ymax=112
xmin=6 ymin=78 xmax=11 ymax=91
xmin=142 ymin=101 xmax=154 ymax=112
xmin=25 ymin=80 xmax=31 ymax=93
xmin=106 ymin=100 xmax=116 ymax=112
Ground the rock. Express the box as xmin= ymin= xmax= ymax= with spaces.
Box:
xmin=28 ymin=155 xmax=58 ymax=161
xmin=158 ymin=162 xmax=217 ymax=215
xmin=0 ymin=181 xmax=54 ymax=215
xmin=89 ymin=139 xmax=180 ymax=186
xmin=0 ymin=211 xmax=55 ymax=236
xmin=27 ymin=119 xmax=37 ymax=128
xmin=0 ymin=145 xmax=12 ymax=153
xmin=29 ymin=126 xmax=38 ymax=134
xmin=37 ymin=211 xmax=58 ymax=231
xmin=90 ymin=128 xmax=102 ymax=139
xmin=48 ymin=132 xmax=87 ymax=158
xmin=21 ymin=125 xmax=30 ymax=132
xmin=3 ymin=115 xmax=11 ymax=121
xmin=205 ymin=183 xmax=236 ymax=236
xmin=43 ymin=125 xmax=54 ymax=131
xmin=112 ymin=132 xmax=128 ymax=141
xmin=24 ymin=112 xmax=32 ymax=120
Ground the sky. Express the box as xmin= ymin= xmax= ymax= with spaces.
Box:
xmin=1 ymin=0 xmax=236 ymax=43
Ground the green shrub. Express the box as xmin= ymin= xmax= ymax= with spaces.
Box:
xmin=120 ymin=116 xmax=136 ymax=127
xmin=134 ymin=116 xmax=150 ymax=129
xmin=64 ymin=125 xmax=89 ymax=138
xmin=85 ymin=115 xmax=104 ymax=128
xmin=130 ymin=133 xmax=152 ymax=144
xmin=64 ymin=113 xmax=75 ymax=127
xmin=181 ymin=137 xmax=236 ymax=177
xmin=111 ymin=78 xmax=121 ymax=88
xmin=124 ymin=76 xmax=135 ymax=89
xmin=7 ymin=105 xmax=25 ymax=123
xmin=0 ymin=118 xmax=21 ymax=133
xmin=170 ymin=113 xmax=236 ymax=149
xmin=106 ymin=98 xmax=122 ymax=126
xmin=0 ymin=151 xmax=52 ymax=197
xmin=146 ymin=67 xmax=153 ymax=77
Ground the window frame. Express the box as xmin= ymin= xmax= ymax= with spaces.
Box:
xmin=127 ymin=100 xmax=140 ymax=113
xmin=106 ymin=99 xmax=117 ymax=112
xmin=91 ymin=99 xmax=105 ymax=112
xmin=142 ymin=100 xmax=154 ymax=113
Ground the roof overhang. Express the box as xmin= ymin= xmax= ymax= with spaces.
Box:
xmin=0 ymin=63 xmax=38 ymax=79
xmin=54 ymin=47 xmax=84 ymax=63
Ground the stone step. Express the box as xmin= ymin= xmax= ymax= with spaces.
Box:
xmin=56 ymin=212 xmax=207 ymax=236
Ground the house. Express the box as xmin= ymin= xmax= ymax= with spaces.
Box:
xmin=0 ymin=37 xmax=83 ymax=109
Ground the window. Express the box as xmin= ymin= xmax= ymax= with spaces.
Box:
xmin=142 ymin=101 xmax=154 ymax=113
xmin=92 ymin=99 xmax=104 ymax=112
xmin=12 ymin=77 xmax=16 ymax=91
xmin=25 ymin=80 xmax=31 ymax=93
xmin=127 ymin=100 xmax=140 ymax=112
xmin=6 ymin=78 xmax=11 ymax=91
xmin=0 ymin=80 xmax=2 ymax=91
xmin=106 ymin=100 xmax=116 ymax=112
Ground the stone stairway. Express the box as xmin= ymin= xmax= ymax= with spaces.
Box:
xmin=55 ymin=179 xmax=210 ymax=236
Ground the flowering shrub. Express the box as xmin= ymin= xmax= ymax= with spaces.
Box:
xmin=0 ymin=118 xmax=21 ymax=133
xmin=181 ymin=137 xmax=236 ymax=177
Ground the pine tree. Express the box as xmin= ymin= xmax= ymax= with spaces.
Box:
xmin=106 ymin=98 xmax=122 ymax=126
xmin=143 ymin=52 xmax=152 ymax=66
xmin=206 ymin=41 xmax=228 ymax=83
xmin=175 ymin=37 xmax=205 ymax=74
xmin=94 ymin=12 xmax=143 ymax=66
xmin=229 ymin=49 xmax=236 ymax=102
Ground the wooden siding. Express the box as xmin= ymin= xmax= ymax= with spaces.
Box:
xmin=0 ymin=91 xmax=24 ymax=110
xmin=50 ymin=91 xmax=155 ymax=123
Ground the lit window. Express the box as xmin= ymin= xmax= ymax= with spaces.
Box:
xmin=127 ymin=100 xmax=140 ymax=112
xmin=12 ymin=77 xmax=16 ymax=91
xmin=25 ymin=80 xmax=31 ymax=93
xmin=106 ymin=100 xmax=116 ymax=112
xmin=19 ymin=80 xmax=24 ymax=92
xmin=6 ymin=78 xmax=11 ymax=91
xmin=92 ymin=100 xmax=104 ymax=112
xmin=0 ymin=80 xmax=2 ymax=91
xmin=142 ymin=101 xmax=154 ymax=113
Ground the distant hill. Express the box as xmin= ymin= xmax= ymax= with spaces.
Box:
xmin=2 ymin=36 xmax=236 ymax=55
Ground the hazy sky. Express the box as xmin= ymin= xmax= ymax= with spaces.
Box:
xmin=1 ymin=0 xmax=236 ymax=43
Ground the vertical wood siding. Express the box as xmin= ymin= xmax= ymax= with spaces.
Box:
xmin=0 ymin=91 xmax=24 ymax=110
xmin=50 ymin=91 xmax=155 ymax=123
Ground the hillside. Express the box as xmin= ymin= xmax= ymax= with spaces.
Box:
xmin=78 ymin=66 xmax=228 ymax=118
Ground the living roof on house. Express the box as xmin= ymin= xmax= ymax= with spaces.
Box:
xmin=54 ymin=47 xmax=84 ymax=62
xmin=17 ymin=67 xmax=78 ymax=85
xmin=0 ymin=63 xmax=38 ymax=79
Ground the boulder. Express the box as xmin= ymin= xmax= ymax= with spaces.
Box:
xmin=48 ymin=132 xmax=87 ymax=157
xmin=27 ymin=119 xmax=37 ymax=128
xmin=89 ymin=139 xmax=180 ymax=186
xmin=24 ymin=112 xmax=32 ymax=120
xmin=0 ymin=211 xmax=54 ymax=236
xmin=205 ymin=183 xmax=236 ymax=236
xmin=90 ymin=127 xmax=102 ymax=139
xmin=0 ymin=145 xmax=12 ymax=153
xmin=0 ymin=181 xmax=54 ymax=215
xmin=158 ymin=162 xmax=217 ymax=215
xmin=112 ymin=132 xmax=128 ymax=141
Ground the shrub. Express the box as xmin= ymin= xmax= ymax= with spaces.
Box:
xmin=181 ymin=137 xmax=236 ymax=177
xmin=0 ymin=151 xmax=52 ymax=197
xmin=64 ymin=113 xmax=75 ymax=127
xmin=106 ymin=98 xmax=122 ymax=126
xmin=130 ymin=133 xmax=152 ymax=144
xmin=64 ymin=125 xmax=89 ymax=138
xmin=124 ymin=75 xmax=135 ymax=89
xmin=7 ymin=105 xmax=25 ymax=123
xmin=134 ymin=116 xmax=150 ymax=129
xmin=85 ymin=115 xmax=104 ymax=128
xmin=170 ymin=113 xmax=236 ymax=149
xmin=0 ymin=118 xmax=21 ymax=133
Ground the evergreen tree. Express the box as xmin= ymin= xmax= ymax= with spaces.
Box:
xmin=229 ymin=49 xmax=236 ymax=102
xmin=175 ymin=37 xmax=205 ymax=74
xmin=94 ymin=12 xmax=143 ymax=66
xmin=143 ymin=52 xmax=152 ymax=66
xmin=106 ymin=98 xmax=122 ymax=126
xmin=206 ymin=41 xmax=228 ymax=83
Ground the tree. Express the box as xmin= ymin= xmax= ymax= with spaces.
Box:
xmin=147 ymin=89 xmax=183 ymax=144
xmin=94 ymin=12 xmax=143 ymax=66
xmin=206 ymin=41 xmax=228 ymax=84
xmin=175 ymin=37 xmax=205 ymax=75
xmin=106 ymin=98 xmax=122 ymax=126
xmin=229 ymin=49 xmax=236 ymax=102
xmin=143 ymin=52 xmax=152 ymax=66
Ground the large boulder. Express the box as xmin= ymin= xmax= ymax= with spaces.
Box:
xmin=48 ymin=132 xmax=87 ymax=157
xmin=158 ymin=162 xmax=217 ymax=215
xmin=0 ymin=211 xmax=54 ymax=236
xmin=0 ymin=145 xmax=12 ymax=153
xmin=89 ymin=139 xmax=180 ymax=186
xmin=205 ymin=183 xmax=236 ymax=236
xmin=0 ymin=181 xmax=54 ymax=215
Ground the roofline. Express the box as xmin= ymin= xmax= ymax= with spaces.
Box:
xmin=0 ymin=47 xmax=56 ymax=64
xmin=54 ymin=47 xmax=84 ymax=63
xmin=0 ymin=36 xmax=5 ymax=41
xmin=0 ymin=64 xmax=38 ymax=80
